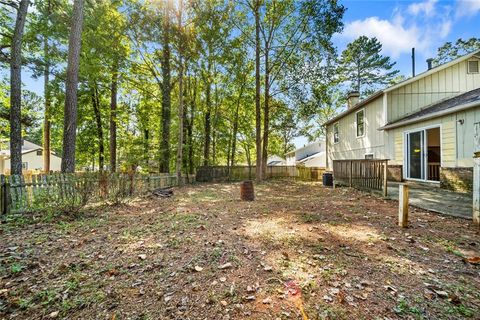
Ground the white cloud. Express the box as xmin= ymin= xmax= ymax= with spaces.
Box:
xmin=341 ymin=1 xmax=454 ymax=59
xmin=342 ymin=16 xmax=424 ymax=58
xmin=455 ymin=0 xmax=480 ymax=18
xmin=408 ymin=0 xmax=438 ymax=16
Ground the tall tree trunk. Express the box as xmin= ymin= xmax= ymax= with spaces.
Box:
xmin=109 ymin=62 xmax=118 ymax=172
xmin=61 ymin=0 xmax=85 ymax=173
xmin=43 ymin=0 xmax=51 ymax=173
xmin=203 ymin=65 xmax=211 ymax=166
xmin=176 ymin=57 xmax=184 ymax=183
xmin=176 ymin=1 xmax=184 ymax=184
xmin=230 ymin=79 xmax=245 ymax=167
xmin=160 ymin=3 xmax=172 ymax=173
xmin=262 ymin=47 xmax=270 ymax=178
xmin=254 ymin=0 xmax=262 ymax=181
xmin=188 ymin=78 xmax=196 ymax=174
xmin=212 ymin=81 xmax=219 ymax=165
xmin=92 ymin=86 xmax=104 ymax=171
xmin=9 ymin=0 xmax=30 ymax=175
xmin=143 ymin=128 xmax=149 ymax=167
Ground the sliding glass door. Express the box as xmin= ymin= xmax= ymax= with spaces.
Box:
xmin=406 ymin=130 xmax=425 ymax=180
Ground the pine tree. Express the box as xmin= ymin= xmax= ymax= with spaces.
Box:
xmin=339 ymin=36 xmax=399 ymax=96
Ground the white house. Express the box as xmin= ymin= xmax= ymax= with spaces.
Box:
xmin=285 ymin=140 xmax=326 ymax=168
xmin=0 ymin=139 xmax=62 ymax=174
xmin=325 ymin=50 xmax=480 ymax=193
xmin=267 ymin=155 xmax=286 ymax=166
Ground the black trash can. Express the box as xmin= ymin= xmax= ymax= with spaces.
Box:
xmin=322 ymin=172 xmax=333 ymax=187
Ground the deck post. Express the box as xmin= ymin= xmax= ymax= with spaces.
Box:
xmin=398 ymin=183 xmax=409 ymax=228
xmin=383 ymin=161 xmax=388 ymax=197
xmin=0 ymin=174 xmax=4 ymax=215
xmin=349 ymin=160 xmax=353 ymax=187
xmin=473 ymin=123 xmax=480 ymax=225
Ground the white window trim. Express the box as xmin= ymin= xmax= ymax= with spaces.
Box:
xmin=467 ymin=60 xmax=479 ymax=74
xmin=402 ymin=124 xmax=443 ymax=183
xmin=364 ymin=153 xmax=374 ymax=159
xmin=355 ymin=108 xmax=365 ymax=138
xmin=333 ymin=122 xmax=340 ymax=144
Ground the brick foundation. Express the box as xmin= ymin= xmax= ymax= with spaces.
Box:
xmin=387 ymin=165 xmax=403 ymax=182
xmin=440 ymin=167 xmax=473 ymax=194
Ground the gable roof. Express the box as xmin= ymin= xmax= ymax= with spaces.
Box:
xmin=380 ymin=88 xmax=480 ymax=130
xmin=324 ymin=49 xmax=480 ymax=127
xmin=324 ymin=91 xmax=383 ymax=126
xmin=385 ymin=50 xmax=480 ymax=93
xmin=297 ymin=151 xmax=324 ymax=163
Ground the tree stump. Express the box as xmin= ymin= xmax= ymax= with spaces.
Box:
xmin=240 ymin=180 xmax=255 ymax=201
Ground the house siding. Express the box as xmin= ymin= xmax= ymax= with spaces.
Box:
xmin=387 ymin=58 xmax=480 ymax=123
xmin=386 ymin=106 xmax=480 ymax=168
xmin=327 ymin=96 xmax=386 ymax=168
xmin=4 ymin=152 xmax=62 ymax=173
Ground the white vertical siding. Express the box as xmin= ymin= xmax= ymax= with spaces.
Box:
xmin=387 ymin=58 xmax=480 ymax=123
xmin=327 ymin=96 xmax=387 ymax=168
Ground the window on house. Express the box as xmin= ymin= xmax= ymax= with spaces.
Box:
xmin=37 ymin=150 xmax=42 ymax=156
xmin=22 ymin=162 xmax=28 ymax=170
xmin=365 ymin=153 xmax=374 ymax=160
xmin=333 ymin=122 xmax=339 ymax=143
xmin=356 ymin=109 xmax=365 ymax=137
xmin=468 ymin=60 xmax=479 ymax=74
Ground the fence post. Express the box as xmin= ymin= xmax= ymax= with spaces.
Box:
xmin=473 ymin=122 xmax=480 ymax=225
xmin=0 ymin=174 xmax=4 ymax=215
xmin=383 ymin=161 xmax=388 ymax=197
xmin=398 ymin=184 xmax=409 ymax=228
xmin=349 ymin=160 xmax=353 ymax=187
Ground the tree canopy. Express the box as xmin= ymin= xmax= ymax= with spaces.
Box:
xmin=0 ymin=0 xmax=412 ymax=176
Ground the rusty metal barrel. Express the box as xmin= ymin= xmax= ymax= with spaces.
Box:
xmin=240 ymin=180 xmax=255 ymax=201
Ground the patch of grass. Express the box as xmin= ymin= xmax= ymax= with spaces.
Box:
xmin=10 ymin=263 xmax=25 ymax=274
xmin=209 ymin=247 xmax=223 ymax=263
xmin=394 ymin=298 xmax=424 ymax=319
xmin=300 ymin=213 xmax=322 ymax=224
xmin=445 ymin=304 xmax=475 ymax=317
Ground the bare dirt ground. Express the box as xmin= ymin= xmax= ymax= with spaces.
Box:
xmin=1 ymin=180 xmax=480 ymax=320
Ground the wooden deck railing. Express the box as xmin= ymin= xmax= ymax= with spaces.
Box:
xmin=0 ymin=172 xmax=195 ymax=215
xmin=333 ymin=159 xmax=388 ymax=196
xmin=428 ymin=162 xmax=440 ymax=181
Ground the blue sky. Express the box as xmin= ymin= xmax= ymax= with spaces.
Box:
xmin=336 ymin=0 xmax=480 ymax=77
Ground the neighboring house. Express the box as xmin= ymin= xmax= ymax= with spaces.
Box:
xmin=0 ymin=139 xmax=62 ymax=174
xmin=267 ymin=155 xmax=286 ymax=166
xmin=325 ymin=50 xmax=480 ymax=193
xmin=285 ymin=140 xmax=326 ymax=168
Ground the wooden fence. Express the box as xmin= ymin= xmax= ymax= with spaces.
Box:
xmin=0 ymin=172 xmax=194 ymax=215
xmin=196 ymin=165 xmax=326 ymax=182
xmin=332 ymin=159 xmax=388 ymax=196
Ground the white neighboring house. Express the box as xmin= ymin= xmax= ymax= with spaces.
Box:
xmin=267 ymin=155 xmax=286 ymax=166
xmin=285 ymin=140 xmax=326 ymax=168
xmin=0 ymin=140 xmax=62 ymax=174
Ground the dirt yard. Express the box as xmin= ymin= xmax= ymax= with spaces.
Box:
xmin=1 ymin=180 xmax=480 ymax=319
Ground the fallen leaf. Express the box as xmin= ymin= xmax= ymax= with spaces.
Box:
xmin=218 ymin=262 xmax=232 ymax=269
xmin=464 ymin=256 xmax=480 ymax=265
xmin=262 ymin=297 xmax=272 ymax=304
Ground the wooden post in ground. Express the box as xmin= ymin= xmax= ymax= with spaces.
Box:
xmin=398 ymin=183 xmax=409 ymax=228
xmin=0 ymin=174 xmax=4 ymax=215
xmin=383 ymin=161 xmax=388 ymax=197
xmin=473 ymin=123 xmax=480 ymax=225
xmin=349 ymin=160 xmax=353 ymax=187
